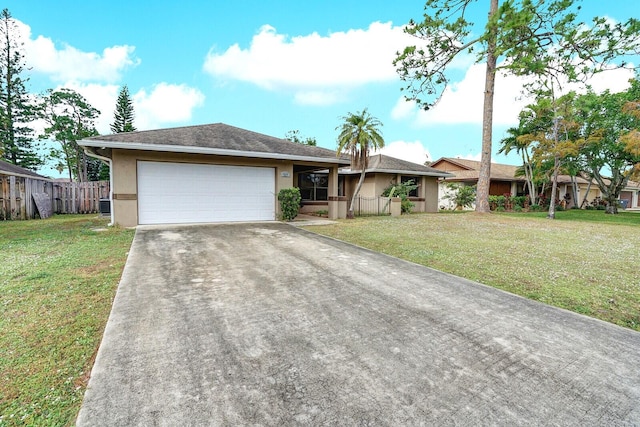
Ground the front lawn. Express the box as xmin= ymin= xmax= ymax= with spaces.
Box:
xmin=0 ymin=215 xmax=134 ymax=426
xmin=306 ymin=211 xmax=640 ymax=331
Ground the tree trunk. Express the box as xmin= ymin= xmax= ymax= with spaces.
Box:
xmin=570 ymin=175 xmax=579 ymax=209
xmin=605 ymin=193 xmax=619 ymax=214
xmin=348 ymin=169 xmax=367 ymax=219
xmin=580 ymin=179 xmax=592 ymax=208
xmin=547 ymin=155 xmax=559 ymax=219
xmin=476 ymin=0 xmax=499 ymax=213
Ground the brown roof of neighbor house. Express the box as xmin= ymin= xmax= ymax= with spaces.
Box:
xmin=342 ymin=154 xmax=453 ymax=177
xmin=79 ymin=123 xmax=351 ymax=165
xmin=430 ymin=157 xmax=525 ymax=181
xmin=0 ymin=159 xmax=49 ymax=179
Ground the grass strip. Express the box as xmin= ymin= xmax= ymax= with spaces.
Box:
xmin=0 ymin=215 xmax=134 ymax=426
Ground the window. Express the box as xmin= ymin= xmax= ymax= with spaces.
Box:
xmin=401 ymin=176 xmax=419 ymax=197
xmin=298 ymin=173 xmax=344 ymax=201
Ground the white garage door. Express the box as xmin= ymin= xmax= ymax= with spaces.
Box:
xmin=137 ymin=161 xmax=275 ymax=225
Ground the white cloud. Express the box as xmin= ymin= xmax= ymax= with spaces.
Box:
xmin=412 ymin=63 xmax=532 ymax=127
xmin=52 ymin=82 xmax=204 ymax=134
xmin=203 ymin=22 xmax=415 ymax=105
xmin=17 ymin=20 xmax=139 ymax=83
xmin=375 ymin=140 xmax=432 ymax=165
xmin=294 ymin=90 xmax=343 ymax=106
xmin=394 ymin=60 xmax=636 ymax=128
xmin=57 ymin=82 xmax=120 ymax=134
xmin=391 ymin=97 xmax=417 ymax=120
xmin=133 ymin=83 xmax=205 ymax=130
xmin=453 ymin=153 xmax=482 ymax=161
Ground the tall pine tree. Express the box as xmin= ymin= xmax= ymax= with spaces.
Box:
xmin=0 ymin=8 xmax=41 ymax=170
xmin=110 ymin=85 xmax=136 ymax=133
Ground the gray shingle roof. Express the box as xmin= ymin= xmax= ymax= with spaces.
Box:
xmin=342 ymin=154 xmax=453 ymax=177
xmin=80 ymin=123 xmax=349 ymax=163
xmin=0 ymin=159 xmax=49 ymax=179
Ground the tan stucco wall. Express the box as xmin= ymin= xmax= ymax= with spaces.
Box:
xmin=111 ymin=149 xmax=294 ymax=227
xmin=423 ymin=178 xmax=439 ymax=212
xmin=344 ymin=173 xmax=440 ymax=213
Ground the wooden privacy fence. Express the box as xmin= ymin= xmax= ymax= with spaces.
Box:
xmin=0 ymin=176 xmax=110 ymax=220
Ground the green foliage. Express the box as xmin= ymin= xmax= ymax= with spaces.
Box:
xmin=382 ymin=179 xmax=417 ymax=214
xmin=575 ymin=80 xmax=640 ymax=213
xmin=39 ymin=88 xmax=100 ymax=182
xmin=277 ymin=187 xmax=301 ymax=221
xmin=284 ymin=130 xmax=316 ymax=146
xmin=443 ymin=183 xmax=476 ymax=209
xmin=529 ymin=204 xmax=542 ymax=212
xmin=0 ymin=8 xmax=42 ymax=171
xmin=401 ymin=199 xmax=415 ymax=214
xmin=110 ymin=85 xmax=136 ymax=134
xmin=336 ymin=108 xmax=384 ymax=169
xmin=336 ymin=108 xmax=385 ymax=217
xmin=395 ymin=0 xmax=640 ymax=213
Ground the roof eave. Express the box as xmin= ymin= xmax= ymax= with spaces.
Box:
xmin=342 ymin=167 xmax=454 ymax=177
xmin=78 ymin=139 xmax=351 ymax=165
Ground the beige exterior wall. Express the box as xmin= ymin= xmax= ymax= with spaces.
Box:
xmin=345 ymin=173 xmax=440 ymax=214
xmin=110 ymin=149 xmax=295 ymax=227
xmin=423 ymin=178 xmax=439 ymax=212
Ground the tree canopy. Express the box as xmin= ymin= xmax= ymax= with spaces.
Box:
xmin=40 ymin=88 xmax=100 ymax=182
xmin=0 ymin=8 xmax=41 ymax=170
xmin=110 ymin=85 xmax=136 ymax=134
xmin=284 ymin=129 xmax=317 ymax=146
xmin=336 ymin=108 xmax=384 ymax=218
xmin=395 ymin=0 xmax=640 ymax=213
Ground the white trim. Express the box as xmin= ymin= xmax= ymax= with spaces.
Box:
xmin=82 ymin=147 xmax=114 ymax=226
xmin=78 ymin=139 xmax=350 ymax=165
xmin=341 ymin=168 xmax=453 ymax=178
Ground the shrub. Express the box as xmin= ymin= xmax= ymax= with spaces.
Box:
xmin=514 ymin=205 xmax=523 ymax=212
xmin=529 ymin=204 xmax=542 ymax=212
xmin=444 ymin=183 xmax=476 ymax=210
xmin=512 ymin=196 xmax=527 ymax=208
xmin=495 ymin=206 xmax=506 ymax=212
xmin=277 ymin=188 xmax=301 ymax=221
xmin=382 ymin=179 xmax=418 ymax=214
xmin=401 ymin=199 xmax=415 ymax=214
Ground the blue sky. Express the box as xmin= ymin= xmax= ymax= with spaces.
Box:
xmin=6 ymin=0 xmax=639 ymax=177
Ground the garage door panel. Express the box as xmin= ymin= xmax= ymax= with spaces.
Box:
xmin=137 ymin=161 xmax=275 ymax=224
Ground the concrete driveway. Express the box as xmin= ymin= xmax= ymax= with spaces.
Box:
xmin=76 ymin=222 xmax=640 ymax=426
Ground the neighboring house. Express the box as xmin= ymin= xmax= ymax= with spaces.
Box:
xmin=430 ymin=157 xmax=640 ymax=210
xmin=430 ymin=157 xmax=526 ymax=209
xmin=0 ymin=159 xmax=52 ymax=220
xmin=0 ymin=159 xmax=49 ymax=180
xmin=552 ymin=175 xmax=640 ymax=209
xmin=299 ymin=154 xmax=452 ymax=216
xmin=79 ymin=123 xmax=451 ymax=227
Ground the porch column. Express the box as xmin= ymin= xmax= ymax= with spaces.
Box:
xmin=327 ymin=166 xmax=344 ymax=219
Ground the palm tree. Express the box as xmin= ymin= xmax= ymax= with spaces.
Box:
xmin=499 ymin=126 xmax=538 ymax=205
xmin=336 ymin=108 xmax=384 ymax=218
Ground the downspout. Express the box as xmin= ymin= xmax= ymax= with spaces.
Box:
xmin=82 ymin=147 xmax=114 ymax=226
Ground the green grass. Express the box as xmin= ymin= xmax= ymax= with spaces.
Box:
xmin=306 ymin=210 xmax=640 ymax=331
xmin=500 ymin=208 xmax=640 ymax=225
xmin=0 ymin=215 xmax=134 ymax=426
